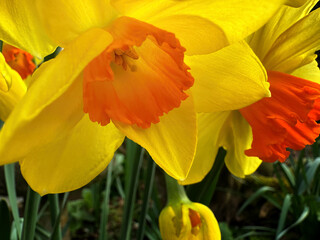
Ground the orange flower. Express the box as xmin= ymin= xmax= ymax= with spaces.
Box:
xmin=2 ymin=44 xmax=36 ymax=79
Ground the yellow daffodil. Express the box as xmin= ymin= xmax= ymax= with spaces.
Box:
xmin=159 ymin=175 xmax=220 ymax=240
xmin=0 ymin=53 xmax=26 ymax=121
xmin=183 ymin=0 xmax=320 ymax=184
xmin=0 ymin=0 xmax=292 ymax=195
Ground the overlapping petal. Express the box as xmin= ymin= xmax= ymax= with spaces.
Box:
xmin=0 ymin=0 xmax=56 ymax=58
xmin=114 ymin=96 xmax=197 ymax=181
xmin=112 ymin=0 xmax=289 ymax=54
xmin=263 ymin=8 xmax=320 ymax=73
xmin=35 ymin=0 xmax=118 ymax=46
xmin=0 ymin=53 xmax=26 ymax=121
xmin=181 ymin=112 xmax=230 ymax=185
xmin=248 ymin=0 xmax=318 ymax=60
xmin=220 ymin=111 xmax=262 ymax=178
xmin=292 ymin=60 xmax=320 ymax=83
xmin=21 ymin=116 xmax=124 ymax=196
xmin=186 ymin=41 xmax=270 ymax=112
xmin=0 ymin=28 xmax=112 ymax=164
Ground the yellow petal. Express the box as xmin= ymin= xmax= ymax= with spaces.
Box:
xmin=20 ymin=116 xmax=124 ymax=195
xmin=0 ymin=53 xmax=13 ymax=91
xmin=193 ymin=203 xmax=221 ymax=240
xmin=220 ymin=111 xmax=262 ymax=178
xmin=248 ymin=0 xmax=318 ymax=60
xmin=159 ymin=206 xmax=180 ymax=240
xmin=35 ymin=0 xmax=118 ymax=46
xmin=263 ymin=8 xmax=320 ymax=73
xmin=0 ymin=28 xmax=112 ymax=165
xmin=0 ymin=54 xmax=26 ymax=121
xmin=292 ymin=60 xmax=320 ymax=84
xmin=187 ymin=41 xmax=270 ymax=113
xmin=181 ymin=112 xmax=230 ymax=185
xmin=114 ymin=96 xmax=197 ymax=181
xmin=112 ymin=0 xmax=287 ymax=54
xmin=0 ymin=0 xmax=56 ymax=58
xmin=148 ymin=15 xmax=227 ymax=55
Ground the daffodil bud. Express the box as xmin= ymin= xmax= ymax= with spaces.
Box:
xmin=159 ymin=202 xmax=221 ymax=240
xmin=0 ymin=53 xmax=26 ymax=121
xmin=159 ymin=174 xmax=220 ymax=240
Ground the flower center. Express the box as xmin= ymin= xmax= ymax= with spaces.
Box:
xmin=240 ymin=71 xmax=320 ymax=162
xmin=83 ymin=17 xmax=193 ymax=128
xmin=112 ymin=47 xmax=139 ymax=71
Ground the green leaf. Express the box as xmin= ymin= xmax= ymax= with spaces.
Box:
xmin=120 ymin=140 xmax=143 ymax=240
xmin=237 ymin=186 xmax=275 ymax=215
xmin=298 ymin=158 xmax=320 ymax=194
xmin=275 ymin=194 xmax=292 ymax=238
xmin=99 ymin=160 xmax=113 ymax=240
xmin=276 ymin=206 xmax=309 ymax=240
xmin=277 ymin=162 xmax=295 ymax=189
xmin=4 ymin=164 xmax=22 ymax=239
xmin=219 ymin=222 xmax=234 ymax=240
xmin=137 ymin=157 xmax=156 ymax=240
xmin=21 ymin=187 xmax=41 ymax=240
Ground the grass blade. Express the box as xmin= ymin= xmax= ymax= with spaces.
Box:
xmin=275 ymin=194 xmax=292 ymax=238
xmin=99 ymin=160 xmax=113 ymax=240
xmin=48 ymin=194 xmax=62 ymax=240
xmin=137 ymin=158 xmax=156 ymax=240
xmin=120 ymin=141 xmax=143 ymax=240
xmin=276 ymin=206 xmax=309 ymax=240
xmin=237 ymin=186 xmax=275 ymax=215
xmin=21 ymin=187 xmax=41 ymax=240
xmin=4 ymin=164 xmax=22 ymax=239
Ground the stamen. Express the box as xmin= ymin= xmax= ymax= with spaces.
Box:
xmin=114 ymin=54 xmax=123 ymax=66
xmin=113 ymin=47 xmax=139 ymax=72
xmin=124 ymin=48 xmax=139 ymax=59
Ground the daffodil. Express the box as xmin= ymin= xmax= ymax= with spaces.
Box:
xmin=159 ymin=175 xmax=220 ymax=239
xmin=0 ymin=0 xmax=292 ymax=195
xmin=183 ymin=0 xmax=320 ymax=184
xmin=2 ymin=44 xmax=36 ymax=79
xmin=0 ymin=53 xmax=27 ymax=121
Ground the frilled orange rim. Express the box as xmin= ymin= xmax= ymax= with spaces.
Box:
xmin=83 ymin=16 xmax=194 ymax=128
xmin=240 ymin=71 xmax=320 ymax=162
xmin=2 ymin=44 xmax=36 ymax=79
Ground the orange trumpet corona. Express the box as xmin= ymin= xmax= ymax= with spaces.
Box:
xmin=83 ymin=17 xmax=194 ymax=128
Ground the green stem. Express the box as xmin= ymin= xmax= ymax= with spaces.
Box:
xmin=99 ymin=160 xmax=113 ymax=240
xmin=120 ymin=140 xmax=143 ymax=240
xmin=164 ymin=174 xmax=189 ymax=205
xmin=48 ymin=194 xmax=62 ymax=240
xmin=21 ymin=187 xmax=41 ymax=240
xmin=137 ymin=158 xmax=156 ymax=240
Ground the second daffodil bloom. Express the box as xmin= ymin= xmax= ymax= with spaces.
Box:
xmin=183 ymin=0 xmax=320 ymax=184
xmin=159 ymin=175 xmax=220 ymax=239
xmin=0 ymin=0 xmax=292 ymax=195
xmin=2 ymin=44 xmax=36 ymax=79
